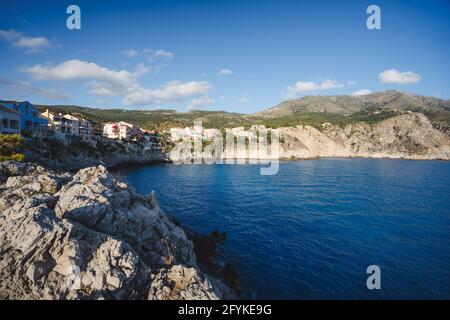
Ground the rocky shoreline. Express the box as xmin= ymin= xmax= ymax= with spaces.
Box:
xmin=0 ymin=161 xmax=236 ymax=300
xmin=19 ymin=136 xmax=170 ymax=172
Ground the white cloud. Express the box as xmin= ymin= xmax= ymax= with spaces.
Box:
xmin=218 ymin=95 xmax=225 ymax=101
xmin=21 ymin=59 xmax=211 ymax=107
xmin=0 ymin=29 xmax=50 ymax=53
xmin=347 ymin=80 xmax=356 ymax=85
xmin=0 ymin=29 xmax=20 ymax=41
xmin=134 ymin=62 xmax=152 ymax=76
xmin=21 ymin=59 xmax=140 ymax=98
xmin=285 ymin=79 xmax=345 ymax=98
xmin=287 ymin=81 xmax=319 ymax=94
xmin=352 ymin=89 xmax=372 ymax=96
xmin=21 ymin=59 xmax=137 ymax=84
xmin=123 ymin=80 xmax=212 ymax=106
xmin=320 ymin=79 xmax=344 ymax=89
xmin=217 ymin=69 xmax=233 ymax=76
xmin=379 ymin=69 xmax=421 ymax=84
xmin=0 ymin=76 xmax=69 ymax=100
xmin=187 ymin=96 xmax=214 ymax=110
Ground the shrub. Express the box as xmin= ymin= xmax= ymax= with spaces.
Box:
xmin=0 ymin=134 xmax=24 ymax=162
xmin=0 ymin=153 xmax=25 ymax=162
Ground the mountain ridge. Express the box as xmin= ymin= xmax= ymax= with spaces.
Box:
xmin=28 ymin=90 xmax=450 ymax=132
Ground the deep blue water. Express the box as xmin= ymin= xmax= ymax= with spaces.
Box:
xmin=116 ymin=159 xmax=450 ymax=299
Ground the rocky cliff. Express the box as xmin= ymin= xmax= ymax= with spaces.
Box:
xmin=21 ymin=136 xmax=168 ymax=172
xmin=170 ymin=113 xmax=450 ymax=162
xmin=0 ymin=161 xmax=234 ymax=300
xmin=279 ymin=113 xmax=450 ymax=160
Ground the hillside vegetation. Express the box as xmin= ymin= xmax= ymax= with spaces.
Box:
xmin=35 ymin=90 xmax=450 ymax=133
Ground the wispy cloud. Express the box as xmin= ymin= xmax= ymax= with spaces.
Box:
xmin=187 ymin=96 xmax=214 ymax=110
xmin=239 ymin=96 xmax=249 ymax=103
xmin=379 ymin=69 xmax=421 ymax=84
xmin=123 ymin=48 xmax=174 ymax=61
xmin=152 ymin=49 xmax=174 ymax=60
xmin=217 ymin=69 xmax=233 ymax=76
xmin=0 ymin=29 xmax=50 ymax=53
xmin=123 ymin=49 xmax=139 ymax=57
xmin=0 ymin=76 xmax=69 ymax=100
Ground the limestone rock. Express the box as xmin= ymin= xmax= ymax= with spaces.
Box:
xmin=148 ymin=265 xmax=235 ymax=300
xmin=278 ymin=113 xmax=450 ymax=160
xmin=0 ymin=163 xmax=231 ymax=300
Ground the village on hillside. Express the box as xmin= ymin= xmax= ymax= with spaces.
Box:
xmin=0 ymin=100 xmax=164 ymax=149
xmin=0 ymin=100 xmax=270 ymax=148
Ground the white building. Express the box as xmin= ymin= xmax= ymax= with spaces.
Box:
xmin=103 ymin=121 xmax=143 ymax=140
xmin=78 ymin=118 xmax=94 ymax=136
xmin=41 ymin=110 xmax=94 ymax=138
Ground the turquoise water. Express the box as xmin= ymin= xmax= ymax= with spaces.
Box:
xmin=116 ymin=159 xmax=450 ymax=299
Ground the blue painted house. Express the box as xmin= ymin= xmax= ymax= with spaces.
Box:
xmin=0 ymin=103 xmax=21 ymax=134
xmin=0 ymin=100 xmax=48 ymax=133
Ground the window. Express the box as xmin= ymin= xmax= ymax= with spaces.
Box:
xmin=10 ymin=120 xmax=19 ymax=129
xmin=2 ymin=119 xmax=7 ymax=128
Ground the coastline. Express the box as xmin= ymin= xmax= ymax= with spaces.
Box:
xmin=1 ymin=154 xmax=449 ymax=299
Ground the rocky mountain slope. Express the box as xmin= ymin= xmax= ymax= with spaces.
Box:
xmin=257 ymin=90 xmax=450 ymax=119
xmin=278 ymin=113 xmax=450 ymax=160
xmin=0 ymin=162 xmax=234 ymax=299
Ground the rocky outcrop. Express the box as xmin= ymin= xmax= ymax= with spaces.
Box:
xmin=0 ymin=162 xmax=233 ymax=300
xmin=279 ymin=113 xmax=450 ymax=160
xmin=22 ymin=136 xmax=168 ymax=172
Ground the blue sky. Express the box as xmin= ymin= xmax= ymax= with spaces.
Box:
xmin=0 ymin=0 xmax=449 ymax=113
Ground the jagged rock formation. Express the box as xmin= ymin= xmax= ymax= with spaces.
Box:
xmin=0 ymin=162 xmax=234 ymax=300
xmin=279 ymin=113 xmax=450 ymax=160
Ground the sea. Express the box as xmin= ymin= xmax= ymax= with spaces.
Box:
xmin=116 ymin=159 xmax=450 ymax=299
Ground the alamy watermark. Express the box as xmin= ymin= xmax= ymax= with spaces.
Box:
xmin=170 ymin=121 xmax=280 ymax=175
xmin=66 ymin=5 xmax=81 ymax=30
xmin=367 ymin=5 xmax=381 ymax=30
xmin=366 ymin=265 xmax=381 ymax=290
